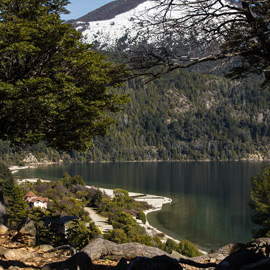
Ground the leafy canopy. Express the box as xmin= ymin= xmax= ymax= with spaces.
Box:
xmin=0 ymin=0 xmax=129 ymax=151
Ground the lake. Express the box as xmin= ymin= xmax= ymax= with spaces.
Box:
xmin=14 ymin=161 xmax=268 ymax=251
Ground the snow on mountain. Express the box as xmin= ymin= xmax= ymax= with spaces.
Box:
xmin=73 ymin=0 xmax=157 ymax=50
xmin=72 ymin=0 xmax=238 ymax=51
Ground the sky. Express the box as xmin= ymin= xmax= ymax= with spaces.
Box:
xmin=62 ymin=0 xmax=114 ymax=20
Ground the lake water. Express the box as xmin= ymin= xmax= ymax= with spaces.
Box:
xmin=14 ymin=161 xmax=268 ymax=251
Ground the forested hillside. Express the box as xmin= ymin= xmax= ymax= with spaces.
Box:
xmin=1 ymin=70 xmax=269 ymax=164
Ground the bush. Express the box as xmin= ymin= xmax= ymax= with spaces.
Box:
xmin=177 ymin=240 xmax=202 ymax=257
xmin=164 ymin=238 xmax=178 ymax=253
xmin=106 ymin=228 xmax=128 ymax=244
xmin=136 ymin=210 xmax=146 ymax=224
xmin=66 ymin=219 xmax=91 ymax=250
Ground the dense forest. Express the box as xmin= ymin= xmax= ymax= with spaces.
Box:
xmin=1 ymin=70 xmax=269 ymax=164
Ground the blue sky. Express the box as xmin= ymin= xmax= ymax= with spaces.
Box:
xmin=62 ymin=0 xmax=114 ymax=20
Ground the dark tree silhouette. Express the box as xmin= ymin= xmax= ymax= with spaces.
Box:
xmin=130 ymin=0 xmax=270 ymax=83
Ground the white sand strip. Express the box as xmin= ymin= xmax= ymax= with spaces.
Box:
xmin=16 ymin=178 xmax=51 ymax=183
xmin=9 ymin=165 xmax=36 ymax=174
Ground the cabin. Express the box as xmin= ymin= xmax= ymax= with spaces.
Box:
xmin=25 ymin=191 xmax=48 ymax=209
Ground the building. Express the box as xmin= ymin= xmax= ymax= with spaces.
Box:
xmin=25 ymin=191 xmax=48 ymax=209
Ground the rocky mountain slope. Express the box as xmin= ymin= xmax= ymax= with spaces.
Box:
xmin=71 ymin=0 xmax=156 ymax=50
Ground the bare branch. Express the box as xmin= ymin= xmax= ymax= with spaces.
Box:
xmin=128 ymin=0 xmax=270 ymax=83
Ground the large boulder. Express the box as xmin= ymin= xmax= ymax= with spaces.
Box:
xmin=0 ymin=224 xmax=8 ymax=234
xmin=82 ymin=238 xmax=169 ymax=261
xmin=12 ymin=217 xmax=36 ymax=246
xmin=4 ymin=249 xmax=34 ymax=261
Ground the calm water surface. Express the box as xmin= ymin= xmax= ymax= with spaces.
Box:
xmin=15 ymin=161 xmax=268 ymax=251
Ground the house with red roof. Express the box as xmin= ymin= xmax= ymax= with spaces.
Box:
xmin=25 ymin=191 xmax=48 ymax=209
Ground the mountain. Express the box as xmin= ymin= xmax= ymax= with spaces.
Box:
xmin=71 ymin=0 xmax=164 ymax=50
xmin=1 ymin=70 xmax=270 ymax=164
xmin=1 ymin=1 xmax=269 ymax=164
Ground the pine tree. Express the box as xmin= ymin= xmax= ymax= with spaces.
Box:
xmin=250 ymin=165 xmax=270 ymax=237
xmin=7 ymin=186 xmax=28 ymax=225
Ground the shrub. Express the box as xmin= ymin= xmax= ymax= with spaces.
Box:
xmin=177 ymin=240 xmax=202 ymax=257
xmin=164 ymin=238 xmax=178 ymax=253
xmin=136 ymin=210 xmax=146 ymax=224
xmin=106 ymin=228 xmax=128 ymax=244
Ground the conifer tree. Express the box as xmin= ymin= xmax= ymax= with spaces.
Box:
xmin=7 ymin=186 xmax=28 ymax=225
xmin=250 ymin=165 xmax=270 ymax=237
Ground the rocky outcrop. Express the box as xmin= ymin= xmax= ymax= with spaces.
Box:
xmin=12 ymin=218 xmax=36 ymax=246
xmin=0 ymin=224 xmax=8 ymax=234
xmin=82 ymin=238 xmax=174 ymax=261
xmin=1 ymin=231 xmax=270 ymax=270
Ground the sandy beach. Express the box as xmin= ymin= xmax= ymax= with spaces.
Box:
xmin=9 ymin=165 xmax=35 ymax=174
xmin=91 ymin=186 xmax=178 ymax=243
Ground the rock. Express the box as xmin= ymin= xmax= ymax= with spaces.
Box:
xmin=170 ymin=250 xmax=187 ymax=260
xmin=8 ymin=266 xmax=21 ymax=270
xmin=128 ymin=255 xmax=183 ymax=270
xmin=0 ymin=246 xmax=7 ymax=256
xmin=37 ymin=245 xmax=54 ymax=252
xmin=42 ymin=252 xmax=93 ymax=270
xmin=23 ymin=153 xmax=38 ymax=164
xmin=82 ymin=238 xmax=169 ymax=261
xmin=0 ymin=224 xmax=8 ymax=234
xmin=216 ymin=248 xmax=265 ymax=270
xmin=12 ymin=217 xmax=36 ymax=246
xmin=4 ymin=249 xmax=34 ymax=260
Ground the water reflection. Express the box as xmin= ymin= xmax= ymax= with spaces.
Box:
xmin=15 ymin=161 xmax=268 ymax=250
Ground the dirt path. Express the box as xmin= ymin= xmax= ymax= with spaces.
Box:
xmin=84 ymin=207 xmax=113 ymax=234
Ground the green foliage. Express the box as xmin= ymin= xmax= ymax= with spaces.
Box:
xmin=90 ymin=189 xmax=103 ymax=207
xmin=66 ymin=219 xmax=91 ymax=250
xmin=112 ymin=188 xmax=133 ymax=207
xmin=250 ymin=165 xmax=270 ymax=238
xmin=7 ymin=186 xmax=28 ymax=225
xmin=106 ymin=228 xmax=128 ymax=244
xmin=177 ymin=240 xmax=202 ymax=257
xmin=59 ymin=173 xmax=85 ymax=188
xmin=0 ymin=69 xmax=269 ymax=163
xmin=136 ymin=210 xmax=146 ymax=224
xmin=0 ymin=0 xmax=128 ymax=151
xmin=0 ymin=160 xmax=14 ymax=196
xmin=164 ymin=238 xmax=201 ymax=257
xmin=164 ymin=238 xmax=178 ymax=254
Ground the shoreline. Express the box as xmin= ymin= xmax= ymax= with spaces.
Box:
xmin=8 ymin=157 xmax=269 ymax=173
xmin=13 ymin=165 xmax=208 ymax=252
xmin=93 ymin=187 xmax=177 ymax=243
xmin=15 ymin=175 xmax=179 ymax=245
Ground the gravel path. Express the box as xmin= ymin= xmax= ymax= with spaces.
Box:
xmin=84 ymin=207 xmax=113 ymax=234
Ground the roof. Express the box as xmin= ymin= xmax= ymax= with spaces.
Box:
xmin=29 ymin=197 xmax=48 ymax=203
xmin=25 ymin=191 xmax=36 ymax=197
